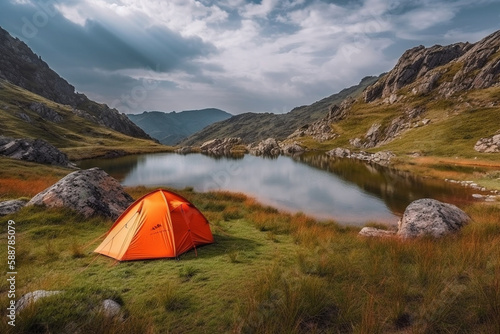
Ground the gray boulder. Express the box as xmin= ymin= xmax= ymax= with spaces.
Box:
xmin=0 ymin=199 xmax=28 ymax=216
xmin=16 ymin=290 xmax=62 ymax=313
xmin=0 ymin=136 xmax=74 ymax=167
xmin=27 ymin=168 xmax=133 ymax=219
xmin=397 ymin=199 xmax=470 ymax=238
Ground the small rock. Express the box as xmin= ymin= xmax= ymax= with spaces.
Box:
xmin=16 ymin=290 xmax=62 ymax=313
xmin=359 ymin=227 xmax=396 ymax=238
xmin=472 ymin=194 xmax=484 ymax=199
xmin=102 ymin=299 xmax=122 ymax=318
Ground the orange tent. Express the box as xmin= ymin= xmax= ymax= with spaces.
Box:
xmin=94 ymin=189 xmax=214 ymax=261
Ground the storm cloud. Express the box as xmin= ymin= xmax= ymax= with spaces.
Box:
xmin=1 ymin=0 xmax=499 ymax=114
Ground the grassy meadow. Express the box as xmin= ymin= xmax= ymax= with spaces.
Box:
xmin=1 ymin=167 xmax=499 ymax=333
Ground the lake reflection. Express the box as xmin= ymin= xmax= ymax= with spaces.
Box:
xmin=78 ymin=153 xmax=473 ymax=225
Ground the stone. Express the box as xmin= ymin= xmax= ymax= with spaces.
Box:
xmin=102 ymin=299 xmax=122 ymax=318
xmin=397 ymin=199 xmax=470 ymax=238
xmin=358 ymin=227 xmax=396 ymax=238
xmin=0 ymin=199 xmax=28 ymax=216
xmin=0 ymin=136 xmax=74 ymax=168
xmin=248 ymin=138 xmax=281 ymax=156
xmin=27 ymin=167 xmax=133 ymax=219
xmin=16 ymin=290 xmax=62 ymax=313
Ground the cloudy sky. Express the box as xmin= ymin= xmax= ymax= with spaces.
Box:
xmin=1 ymin=0 xmax=499 ymax=114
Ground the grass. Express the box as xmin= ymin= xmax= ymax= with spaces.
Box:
xmin=1 ymin=183 xmax=499 ymax=333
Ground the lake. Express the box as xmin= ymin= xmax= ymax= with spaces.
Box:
xmin=78 ymin=153 xmax=476 ymax=225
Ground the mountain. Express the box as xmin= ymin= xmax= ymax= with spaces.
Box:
xmin=286 ymin=29 xmax=500 ymax=158
xmin=180 ymin=75 xmax=379 ymax=146
xmin=0 ymin=26 xmax=151 ymax=140
xmin=127 ymin=108 xmax=232 ymax=145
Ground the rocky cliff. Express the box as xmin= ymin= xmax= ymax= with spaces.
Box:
xmin=364 ymin=30 xmax=500 ymax=102
xmin=0 ymin=27 xmax=151 ymax=140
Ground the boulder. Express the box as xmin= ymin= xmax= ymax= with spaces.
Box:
xmin=358 ymin=227 xmax=396 ymax=238
xmin=397 ymin=199 xmax=470 ymax=238
xmin=0 ymin=136 xmax=74 ymax=168
xmin=27 ymin=168 xmax=133 ymax=219
xmin=0 ymin=199 xmax=28 ymax=216
xmin=248 ymin=138 xmax=281 ymax=156
xmin=16 ymin=290 xmax=62 ymax=313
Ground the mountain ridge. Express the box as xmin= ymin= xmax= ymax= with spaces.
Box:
xmin=0 ymin=26 xmax=152 ymax=140
xmin=180 ymin=75 xmax=380 ymax=146
xmin=127 ymin=108 xmax=232 ymax=145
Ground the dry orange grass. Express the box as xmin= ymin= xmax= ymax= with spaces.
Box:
xmin=0 ymin=177 xmax=59 ymax=199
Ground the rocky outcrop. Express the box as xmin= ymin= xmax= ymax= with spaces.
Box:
xmin=364 ymin=30 xmax=500 ymax=103
xmin=27 ymin=168 xmax=133 ymax=219
xmin=288 ymin=98 xmax=354 ymax=143
xmin=350 ymin=107 xmax=427 ymax=148
xmin=474 ymin=133 xmax=500 ymax=153
xmin=0 ymin=136 xmax=74 ymax=167
xmin=280 ymin=142 xmax=305 ymax=156
xmin=0 ymin=27 xmax=151 ymax=140
xmin=200 ymin=137 xmax=242 ymax=155
xmin=397 ymin=199 xmax=470 ymax=238
xmin=248 ymin=138 xmax=281 ymax=156
xmin=16 ymin=290 xmax=62 ymax=313
xmin=364 ymin=43 xmax=471 ymax=102
xmin=326 ymin=148 xmax=395 ymax=166
xmin=29 ymin=102 xmax=64 ymax=123
xmin=0 ymin=199 xmax=28 ymax=216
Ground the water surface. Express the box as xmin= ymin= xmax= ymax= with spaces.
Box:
xmin=79 ymin=153 xmax=476 ymax=225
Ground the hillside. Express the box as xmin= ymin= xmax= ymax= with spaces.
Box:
xmin=0 ymin=26 xmax=151 ymax=140
xmin=284 ymin=30 xmax=500 ymax=163
xmin=127 ymin=108 xmax=232 ymax=145
xmin=0 ymin=79 xmax=166 ymax=160
xmin=180 ymin=76 xmax=379 ymax=146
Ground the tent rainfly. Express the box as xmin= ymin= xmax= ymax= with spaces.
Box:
xmin=94 ymin=189 xmax=214 ymax=261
